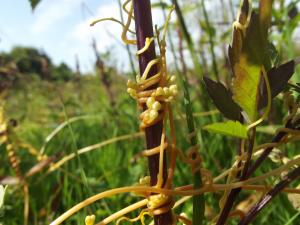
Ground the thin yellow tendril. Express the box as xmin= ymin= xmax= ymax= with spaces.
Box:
xmin=48 ymin=132 xmax=143 ymax=173
xmin=121 ymin=1 xmax=136 ymax=45
xmin=116 ymin=210 xmax=151 ymax=225
xmin=50 ymin=154 xmax=300 ymax=225
xmin=96 ymin=199 xmax=148 ymax=225
xmin=136 ymin=37 xmax=155 ymax=55
xmin=233 ymin=0 xmax=253 ymax=35
xmin=90 ymin=18 xmax=135 ymax=34
xmin=140 ymin=58 xmax=160 ymax=80
xmin=157 ymin=121 xmax=167 ymax=188
xmin=90 ymin=0 xmax=136 ymax=45
xmin=122 ymin=0 xmax=133 ymax=18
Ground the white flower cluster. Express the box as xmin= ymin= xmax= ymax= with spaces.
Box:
xmin=147 ymin=193 xmax=172 ymax=210
xmin=127 ymin=74 xmax=178 ymax=127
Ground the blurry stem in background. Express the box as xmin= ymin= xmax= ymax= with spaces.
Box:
xmin=75 ymin=54 xmax=81 ymax=77
xmin=178 ymin=29 xmax=202 ymax=103
xmin=178 ymin=31 xmax=188 ymax=78
xmin=229 ymin=0 xmax=236 ymax=21
xmin=178 ymin=24 xmax=205 ymax=225
xmin=91 ymin=39 xmax=115 ymax=107
xmin=117 ymin=0 xmax=136 ymax=76
xmin=159 ymin=0 xmax=181 ymax=75
xmin=133 ymin=0 xmax=173 ymax=224
xmin=198 ymin=42 xmax=209 ymax=76
xmin=220 ymin=0 xmax=228 ymax=24
xmin=58 ymin=96 xmax=90 ymax=193
xmin=217 ymin=119 xmax=295 ymax=224
xmin=238 ymin=166 xmax=300 ymax=225
xmin=216 ymin=128 xmax=256 ymax=225
xmin=280 ymin=0 xmax=284 ymax=10
xmin=172 ymin=0 xmax=214 ymax=113
xmin=219 ymin=0 xmax=231 ymax=74
xmin=160 ymin=0 xmax=206 ymax=126
xmin=172 ymin=0 xmax=203 ymax=80
xmin=200 ymin=0 xmax=220 ymax=81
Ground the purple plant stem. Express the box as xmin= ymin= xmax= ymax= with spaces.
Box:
xmin=216 ymin=121 xmax=293 ymax=225
xmin=216 ymin=128 xmax=255 ymax=225
xmin=238 ymin=166 xmax=300 ymax=225
xmin=133 ymin=1 xmax=173 ymax=224
xmin=246 ymin=121 xmax=292 ymax=176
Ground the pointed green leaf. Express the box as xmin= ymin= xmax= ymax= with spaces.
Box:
xmin=203 ymin=76 xmax=242 ymax=121
xmin=29 ymin=0 xmax=41 ymax=10
xmin=264 ymin=42 xmax=280 ymax=70
xmin=258 ymin=60 xmax=295 ymax=109
xmin=0 ymin=185 xmax=7 ymax=209
xmin=230 ymin=0 xmax=273 ymax=120
xmin=203 ymin=121 xmax=248 ymax=139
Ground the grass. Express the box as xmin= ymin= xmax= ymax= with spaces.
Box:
xmin=1 ymin=70 xmax=299 ymax=225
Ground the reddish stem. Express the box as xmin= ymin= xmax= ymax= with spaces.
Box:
xmin=133 ymin=0 xmax=173 ymax=224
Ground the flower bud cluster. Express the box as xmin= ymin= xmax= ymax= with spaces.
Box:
xmin=147 ymin=194 xmax=172 ymax=210
xmin=127 ymin=73 xmax=178 ymax=127
xmin=139 ymin=176 xmax=151 ymax=186
xmin=127 ymin=80 xmax=138 ymax=99
xmin=85 ymin=215 xmax=95 ymax=225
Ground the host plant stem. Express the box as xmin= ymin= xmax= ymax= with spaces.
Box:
xmin=133 ymin=0 xmax=173 ymax=224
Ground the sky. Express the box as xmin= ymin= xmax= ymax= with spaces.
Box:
xmin=3 ymin=0 xmax=297 ymax=74
xmin=0 ymin=0 xmax=173 ymax=73
xmin=0 ymin=0 xmax=232 ymax=74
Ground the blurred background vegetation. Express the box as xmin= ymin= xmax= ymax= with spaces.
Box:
xmin=0 ymin=0 xmax=300 ymax=224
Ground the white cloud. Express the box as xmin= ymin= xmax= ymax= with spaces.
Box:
xmin=69 ymin=1 xmax=139 ymax=72
xmin=71 ymin=1 xmax=130 ymax=48
xmin=29 ymin=0 xmax=178 ymax=73
xmin=69 ymin=1 xmax=175 ymax=72
xmin=31 ymin=0 xmax=81 ymax=34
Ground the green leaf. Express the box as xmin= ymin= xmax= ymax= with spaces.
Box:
xmin=203 ymin=76 xmax=242 ymax=121
xmin=203 ymin=121 xmax=248 ymax=139
xmin=258 ymin=60 xmax=295 ymax=109
xmin=0 ymin=185 xmax=7 ymax=209
xmin=264 ymin=42 xmax=280 ymax=70
xmin=229 ymin=0 xmax=273 ymax=121
xmin=29 ymin=0 xmax=41 ymax=10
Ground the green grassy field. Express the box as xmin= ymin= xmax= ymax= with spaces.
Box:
xmin=0 ymin=69 xmax=299 ymax=225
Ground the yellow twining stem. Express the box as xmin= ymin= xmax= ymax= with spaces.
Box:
xmin=137 ymin=37 xmax=155 ymax=55
xmin=122 ymin=0 xmax=134 ymax=18
xmin=140 ymin=58 xmax=160 ymax=81
xmin=96 ymin=199 xmax=148 ymax=225
xmin=47 ymin=132 xmax=143 ymax=173
xmin=233 ymin=0 xmax=253 ymax=35
xmin=165 ymin=105 xmax=178 ymax=189
xmin=121 ymin=0 xmax=136 ymax=45
xmin=157 ymin=122 xmax=167 ymax=188
xmin=23 ymin=184 xmax=29 ymax=225
xmin=126 ymin=6 xmax=179 ymax=217
xmin=51 ymin=154 xmax=300 ymax=225
xmin=90 ymin=18 xmax=135 ymax=34
xmin=116 ymin=210 xmax=151 ymax=225
xmin=90 ymin=0 xmax=136 ymax=45
xmin=177 ymin=213 xmax=192 ymax=225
